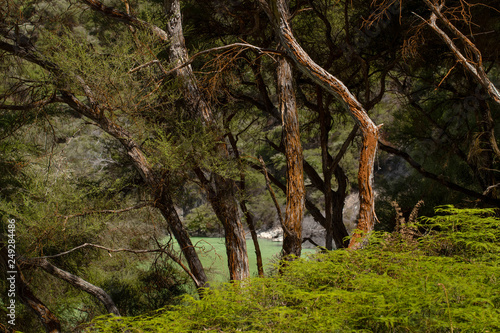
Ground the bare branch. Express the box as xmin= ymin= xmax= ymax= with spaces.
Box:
xmin=420 ymin=0 xmax=500 ymax=105
xmin=59 ymin=202 xmax=150 ymax=221
xmin=33 ymin=242 xmax=161 ymax=259
xmin=129 ymin=43 xmax=283 ymax=78
xmin=379 ymin=138 xmax=500 ymax=207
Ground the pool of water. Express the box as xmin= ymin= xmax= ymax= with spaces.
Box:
xmin=188 ymin=237 xmax=317 ymax=282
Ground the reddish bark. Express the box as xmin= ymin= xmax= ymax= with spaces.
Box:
xmin=260 ymin=0 xmax=379 ymax=249
xmin=277 ymin=57 xmax=305 ymax=258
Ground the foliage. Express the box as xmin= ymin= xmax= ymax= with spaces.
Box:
xmin=86 ymin=206 xmax=500 ymax=332
xmin=184 ymin=204 xmax=221 ymax=236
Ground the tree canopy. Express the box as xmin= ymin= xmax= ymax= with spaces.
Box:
xmin=1 ymin=0 xmax=499 ymax=331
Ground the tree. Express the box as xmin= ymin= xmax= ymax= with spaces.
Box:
xmin=259 ymin=0 xmax=380 ymax=248
xmin=276 ymin=56 xmax=305 ymax=257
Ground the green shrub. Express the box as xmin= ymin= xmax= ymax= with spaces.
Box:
xmin=85 ymin=206 xmax=500 ymax=332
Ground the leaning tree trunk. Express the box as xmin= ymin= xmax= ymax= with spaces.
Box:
xmin=59 ymin=91 xmax=209 ymax=289
xmin=0 ymin=32 xmax=209 ymax=291
xmin=164 ymin=0 xmax=249 ymax=280
xmin=260 ymin=0 xmax=379 ymax=249
xmin=277 ymin=57 xmax=305 ymax=258
xmin=0 ymin=242 xmax=61 ymax=333
xmin=35 ymin=259 xmax=120 ymax=315
xmin=78 ymin=0 xmax=250 ymax=281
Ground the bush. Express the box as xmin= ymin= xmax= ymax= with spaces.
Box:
xmin=85 ymin=206 xmax=500 ymax=332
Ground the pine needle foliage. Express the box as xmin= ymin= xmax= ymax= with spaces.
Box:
xmin=85 ymin=206 xmax=499 ymax=332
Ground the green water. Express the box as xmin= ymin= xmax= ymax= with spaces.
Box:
xmin=188 ymin=237 xmax=317 ymax=282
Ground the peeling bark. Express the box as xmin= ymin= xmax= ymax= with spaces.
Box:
xmin=164 ymin=0 xmax=249 ymax=280
xmin=277 ymin=57 xmax=305 ymax=257
xmin=260 ymin=0 xmax=379 ymax=248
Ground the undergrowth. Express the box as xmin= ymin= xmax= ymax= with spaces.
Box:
xmin=84 ymin=206 xmax=500 ymax=332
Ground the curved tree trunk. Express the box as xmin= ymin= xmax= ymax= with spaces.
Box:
xmin=35 ymin=259 xmax=120 ymax=315
xmin=260 ymin=0 xmax=379 ymax=248
xmin=277 ymin=57 xmax=305 ymax=258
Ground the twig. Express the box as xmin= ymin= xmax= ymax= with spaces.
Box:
xmin=129 ymin=59 xmax=167 ymax=74
xmin=129 ymin=43 xmax=283 ymax=76
xmin=32 ymin=242 xmax=161 ymax=259
xmin=59 ymin=202 xmax=151 ymax=230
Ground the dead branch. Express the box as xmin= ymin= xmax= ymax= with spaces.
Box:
xmin=420 ymin=0 xmax=500 ymax=105
xmin=32 ymin=242 xmax=161 ymax=259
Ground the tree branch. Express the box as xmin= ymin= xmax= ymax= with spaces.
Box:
xmin=419 ymin=0 xmax=500 ymax=105
xmin=328 ymin=124 xmax=358 ymax=174
xmin=32 ymin=259 xmax=120 ymax=315
xmin=58 ymin=202 xmax=151 ymax=229
xmin=33 ymin=243 xmax=162 ymax=259
xmin=379 ymin=139 xmax=500 ymax=207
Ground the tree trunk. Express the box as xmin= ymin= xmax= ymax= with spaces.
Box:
xmin=240 ymin=200 xmax=264 ymax=277
xmin=277 ymin=57 xmax=305 ymax=258
xmin=59 ymin=92 xmax=210 ymax=288
xmin=228 ymin=132 xmax=265 ymax=277
xmin=332 ymin=165 xmax=349 ymax=248
xmin=165 ymin=0 xmax=249 ymax=280
xmin=0 ymin=242 xmax=61 ymax=333
xmin=319 ymin=97 xmax=350 ymax=249
xmin=35 ymin=259 xmax=120 ymax=315
xmin=318 ymin=88 xmax=334 ymax=250
xmin=260 ymin=0 xmax=379 ymax=249
xmin=155 ymin=187 xmax=209 ymax=288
